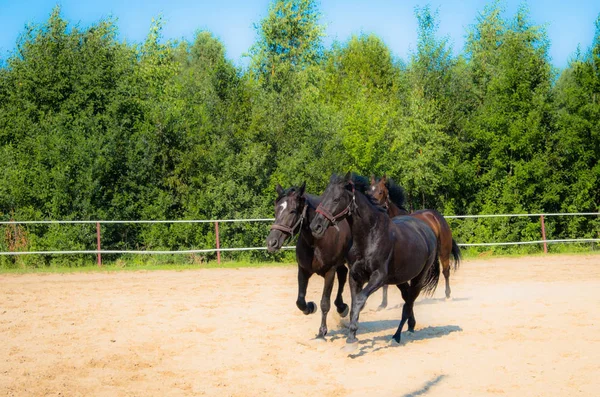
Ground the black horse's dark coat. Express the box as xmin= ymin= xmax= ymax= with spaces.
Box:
xmin=370 ymin=175 xmax=461 ymax=304
xmin=266 ymin=183 xmax=352 ymax=339
xmin=310 ymin=173 xmax=441 ymax=344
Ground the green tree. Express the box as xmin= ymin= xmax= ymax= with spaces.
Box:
xmin=387 ymin=6 xmax=457 ymax=210
xmin=248 ymin=0 xmax=335 ymax=196
xmin=0 ymin=7 xmax=140 ymax=264
xmin=249 ymin=0 xmax=324 ymax=90
xmin=459 ymin=2 xmax=557 ymax=247
xmin=551 ymin=14 xmax=600 ymax=239
xmin=322 ymin=34 xmax=405 ymax=177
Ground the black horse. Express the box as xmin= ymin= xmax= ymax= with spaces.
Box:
xmin=310 ymin=173 xmax=440 ymax=344
xmin=370 ymin=175 xmax=461 ymax=306
xmin=266 ymin=182 xmax=351 ymax=339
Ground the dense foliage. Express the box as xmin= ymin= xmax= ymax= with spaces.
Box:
xmin=0 ymin=1 xmax=598 ymax=266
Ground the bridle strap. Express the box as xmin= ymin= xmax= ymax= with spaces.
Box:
xmin=315 ymin=204 xmax=351 ymax=224
xmin=382 ymin=196 xmax=390 ymax=210
xmin=269 ymin=204 xmax=308 ymax=238
xmin=315 ymin=181 xmax=356 ymax=225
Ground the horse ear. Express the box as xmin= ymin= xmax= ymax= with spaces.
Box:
xmin=382 ymin=173 xmax=387 ymax=183
xmin=275 ymin=183 xmax=284 ymax=197
xmin=370 ymin=174 xmax=376 ymax=185
xmin=299 ymin=181 xmax=306 ymax=196
xmin=344 ymin=171 xmax=352 ymax=182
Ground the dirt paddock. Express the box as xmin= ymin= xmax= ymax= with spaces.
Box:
xmin=1 ymin=254 xmax=600 ymax=396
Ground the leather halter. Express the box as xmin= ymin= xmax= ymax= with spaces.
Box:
xmin=315 ymin=181 xmax=356 ymax=226
xmin=382 ymin=196 xmax=390 ymax=210
xmin=270 ymin=203 xmax=308 ymax=237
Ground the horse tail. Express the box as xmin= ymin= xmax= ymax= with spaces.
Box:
xmin=421 ymin=252 xmax=441 ymax=297
xmin=451 ymin=239 xmax=461 ymax=271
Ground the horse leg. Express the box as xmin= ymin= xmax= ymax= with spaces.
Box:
xmin=377 ymin=285 xmax=388 ymax=311
xmin=396 ymin=283 xmax=412 ymax=332
xmin=442 ymin=262 xmax=451 ymax=299
xmin=405 ymin=284 xmax=417 ymax=332
xmin=317 ymin=268 xmax=336 ymax=339
xmin=440 ymin=239 xmax=452 ymax=299
xmin=347 ymin=270 xmax=386 ymax=344
xmin=296 ymin=267 xmax=317 ymax=315
xmin=346 ymin=275 xmax=361 ymax=344
xmin=392 ymin=298 xmax=412 ymax=343
xmin=392 ymin=283 xmax=418 ymax=343
xmin=334 ymin=265 xmax=349 ymax=317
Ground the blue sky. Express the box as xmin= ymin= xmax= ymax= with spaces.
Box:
xmin=0 ymin=0 xmax=598 ymax=69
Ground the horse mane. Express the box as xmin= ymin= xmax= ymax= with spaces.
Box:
xmin=385 ymin=178 xmax=409 ymax=212
xmin=329 ymin=173 xmax=387 ymax=213
xmin=304 ymin=193 xmax=320 ymax=209
xmin=276 ymin=186 xmax=319 ymax=209
xmin=276 ymin=186 xmax=297 ymax=202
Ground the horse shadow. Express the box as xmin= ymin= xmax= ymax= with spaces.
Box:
xmin=415 ymin=296 xmax=472 ymax=306
xmin=338 ymin=324 xmax=463 ymax=359
xmin=369 ymin=296 xmax=472 ymax=312
xmin=327 ymin=319 xmax=400 ymax=340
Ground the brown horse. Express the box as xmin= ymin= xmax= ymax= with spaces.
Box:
xmin=370 ymin=175 xmax=461 ymax=302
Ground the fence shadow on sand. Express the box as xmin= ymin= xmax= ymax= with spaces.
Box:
xmin=401 ymin=374 xmax=448 ymax=397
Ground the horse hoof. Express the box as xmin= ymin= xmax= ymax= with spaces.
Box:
xmin=389 ymin=338 xmax=401 ymax=346
xmin=312 ymin=336 xmax=327 ymax=344
xmin=306 ymin=302 xmax=317 ymax=315
xmin=377 ymin=305 xmax=387 ymax=311
xmin=445 ymin=296 xmax=452 ymax=301
xmin=339 ymin=304 xmax=349 ymax=318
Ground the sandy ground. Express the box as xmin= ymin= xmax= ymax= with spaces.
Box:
xmin=1 ymin=254 xmax=600 ymax=397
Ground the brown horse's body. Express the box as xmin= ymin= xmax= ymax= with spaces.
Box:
xmin=370 ymin=176 xmax=460 ymax=302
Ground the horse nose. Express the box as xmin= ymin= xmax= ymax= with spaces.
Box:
xmin=313 ymin=223 xmax=323 ymax=234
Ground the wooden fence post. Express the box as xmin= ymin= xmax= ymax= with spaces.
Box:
xmin=215 ymin=221 xmax=221 ymax=264
xmin=540 ymin=215 xmax=548 ymax=254
xmin=96 ymin=222 xmax=102 ymax=267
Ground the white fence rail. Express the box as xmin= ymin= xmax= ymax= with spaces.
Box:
xmin=0 ymin=213 xmax=598 ymax=265
xmin=0 ymin=212 xmax=597 ymax=225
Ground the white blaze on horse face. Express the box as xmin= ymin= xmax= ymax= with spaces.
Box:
xmin=371 ymin=186 xmax=376 ymax=192
xmin=278 ymin=201 xmax=287 ymax=216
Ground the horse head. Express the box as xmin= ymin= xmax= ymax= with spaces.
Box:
xmin=310 ymin=172 xmax=356 ymax=239
xmin=369 ymin=174 xmax=390 ymax=209
xmin=266 ymin=182 xmax=307 ymax=252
